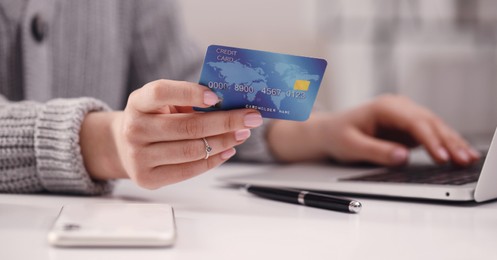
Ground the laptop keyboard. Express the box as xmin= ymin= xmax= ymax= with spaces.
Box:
xmin=343 ymin=159 xmax=485 ymax=185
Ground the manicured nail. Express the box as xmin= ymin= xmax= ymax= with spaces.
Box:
xmin=391 ymin=148 xmax=408 ymax=165
xmin=203 ymin=91 xmax=219 ymax=106
xmin=221 ymin=148 xmax=236 ymax=160
xmin=437 ymin=147 xmax=449 ymax=162
xmin=457 ymin=149 xmax=470 ymax=163
xmin=235 ymin=129 xmax=251 ymax=141
xmin=244 ymin=113 xmax=263 ymax=127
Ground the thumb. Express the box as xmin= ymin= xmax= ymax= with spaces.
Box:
xmin=347 ymin=130 xmax=409 ymax=166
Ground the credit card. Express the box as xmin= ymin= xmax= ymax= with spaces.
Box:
xmin=195 ymin=45 xmax=327 ymax=121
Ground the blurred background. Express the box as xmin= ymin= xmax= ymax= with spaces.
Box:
xmin=179 ymin=0 xmax=497 ymax=139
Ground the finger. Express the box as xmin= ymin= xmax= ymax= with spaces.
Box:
xmin=128 ymin=80 xmax=219 ymax=113
xmin=140 ymin=129 xmax=250 ymax=166
xmin=405 ymin=121 xmax=453 ymax=164
xmin=346 ymin=129 xmax=409 ymax=166
xmin=468 ymin=148 xmax=482 ymax=160
xmin=137 ymin=148 xmax=237 ymax=189
xmin=372 ymin=95 xmax=474 ymax=164
xmin=432 ymin=122 xmax=479 ymax=165
xmin=128 ymin=109 xmax=262 ymax=143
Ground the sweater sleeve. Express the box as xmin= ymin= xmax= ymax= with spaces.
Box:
xmin=0 ymin=96 xmax=113 ymax=195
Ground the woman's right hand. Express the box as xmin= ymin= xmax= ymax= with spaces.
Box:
xmin=80 ymin=80 xmax=263 ymax=189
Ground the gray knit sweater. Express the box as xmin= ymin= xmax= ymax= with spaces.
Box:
xmin=0 ymin=0 xmax=273 ymax=195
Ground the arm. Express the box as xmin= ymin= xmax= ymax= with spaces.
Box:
xmin=0 ymin=96 xmax=112 ymax=195
xmin=0 ymin=81 xmax=263 ymax=193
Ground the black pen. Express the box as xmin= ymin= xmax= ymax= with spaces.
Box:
xmin=244 ymin=185 xmax=362 ymax=213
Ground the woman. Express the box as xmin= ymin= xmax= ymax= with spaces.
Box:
xmin=0 ymin=0 xmax=479 ymax=194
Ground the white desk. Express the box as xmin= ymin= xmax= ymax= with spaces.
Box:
xmin=1 ymin=163 xmax=497 ymax=260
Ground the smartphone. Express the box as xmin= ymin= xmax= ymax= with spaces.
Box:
xmin=48 ymin=203 xmax=176 ymax=247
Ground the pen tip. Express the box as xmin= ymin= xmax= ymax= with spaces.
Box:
xmin=349 ymin=201 xmax=362 ymax=213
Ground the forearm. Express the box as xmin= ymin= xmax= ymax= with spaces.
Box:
xmin=0 ymin=97 xmax=113 ymax=195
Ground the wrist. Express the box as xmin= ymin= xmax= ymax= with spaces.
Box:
xmin=305 ymin=113 xmax=332 ymax=158
xmin=80 ymin=111 xmax=127 ymax=180
xmin=267 ymin=113 xmax=329 ymax=162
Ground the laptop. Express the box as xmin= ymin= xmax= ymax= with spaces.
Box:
xmin=220 ymin=127 xmax=497 ymax=202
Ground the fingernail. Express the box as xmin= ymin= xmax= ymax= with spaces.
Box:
xmin=203 ymin=91 xmax=219 ymax=106
xmin=391 ymin=148 xmax=408 ymax=165
xmin=235 ymin=129 xmax=251 ymax=141
xmin=469 ymin=148 xmax=481 ymax=159
xmin=457 ymin=149 xmax=470 ymax=163
xmin=437 ymin=147 xmax=450 ymax=162
xmin=244 ymin=113 xmax=263 ymax=127
xmin=221 ymin=148 xmax=236 ymax=160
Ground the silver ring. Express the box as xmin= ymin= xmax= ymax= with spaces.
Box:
xmin=202 ymin=138 xmax=212 ymax=159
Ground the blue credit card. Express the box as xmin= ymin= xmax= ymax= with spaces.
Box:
xmin=195 ymin=45 xmax=327 ymax=121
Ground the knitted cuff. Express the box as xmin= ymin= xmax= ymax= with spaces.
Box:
xmin=34 ymin=97 xmax=113 ymax=195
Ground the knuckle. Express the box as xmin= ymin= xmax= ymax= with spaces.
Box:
xmin=223 ymin=111 xmax=237 ymax=131
xmin=148 ymin=81 xmax=164 ymax=99
xmin=182 ymin=141 xmax=201 ymax=159
xmin=181 ymin=83 xmax=196 ymax=102
xmin=127 ymin=89 xmax=140 ymax=105
xmin=179 ymin=116 xmax=204 ymax=138
xmin=121 ymin=122 xmax=143 ymax=144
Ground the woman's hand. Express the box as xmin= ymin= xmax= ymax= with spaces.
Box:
xmin=80 ymin=80 xmax=263 ymax=189
xmin=267 ymin=94 xmax=480 ymax=166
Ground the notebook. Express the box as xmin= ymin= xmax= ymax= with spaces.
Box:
xmin=220 ymin=127 xmax=497 ymax=202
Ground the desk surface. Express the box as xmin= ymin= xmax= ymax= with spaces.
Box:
xmin=1 ymin=163 xmax=496 ymax=260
